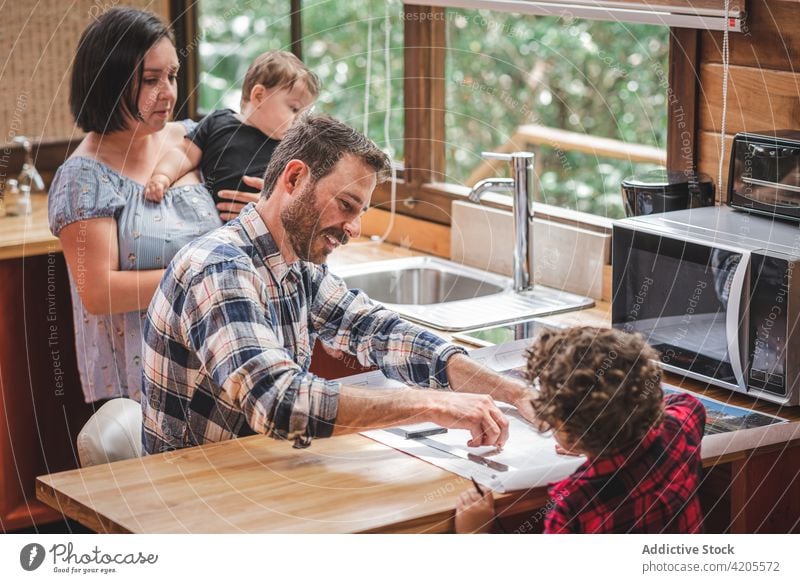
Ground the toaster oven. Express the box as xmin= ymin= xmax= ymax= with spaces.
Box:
xmin=728 ymin=130 xmax=800 ymax=221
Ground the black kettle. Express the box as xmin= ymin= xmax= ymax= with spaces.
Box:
xmin=621 ymin=169 xmax=715 ymax=217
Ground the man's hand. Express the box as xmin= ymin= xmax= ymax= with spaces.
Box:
xmin=216 ymin=175 xmax=264 ymax=220
xmin=455 ymin=489 xmax=495 ymax=534
xmin=144 ymin=174 xmax=171 ymax=202
xmin=445 ymin=354 xmax=536 ymax=417
xmin=426 ymin=390 xmax=509 ymax=447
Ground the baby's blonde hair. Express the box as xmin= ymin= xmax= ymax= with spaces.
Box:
xmin=241 ymin=50 xmax=320 ymax=104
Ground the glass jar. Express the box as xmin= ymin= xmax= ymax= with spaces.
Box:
xmin=5 ymin=179 xmax=32 ymax=216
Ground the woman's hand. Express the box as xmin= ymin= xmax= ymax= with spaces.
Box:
xmin=216 ymin=175 xmax=264 ymax=221
xmin=455 ymin=489 xmax=495 ymax=534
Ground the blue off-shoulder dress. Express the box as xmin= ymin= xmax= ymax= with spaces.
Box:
xmin=48 ymin=121 xmax=223 ymax=403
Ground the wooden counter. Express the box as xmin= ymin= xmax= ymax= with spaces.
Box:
xmin=0 ymin=194 xmax=91 ymax=531
xmin=34 ymin=370 xmax=800 ymax=534
xmin=0 ymin=194 xmax=59 ymax=260
xmin=37 ymin=434 xmax=477 ymax=534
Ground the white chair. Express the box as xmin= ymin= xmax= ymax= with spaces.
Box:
xmin=76 ymin=398 xmax=143 ymax=467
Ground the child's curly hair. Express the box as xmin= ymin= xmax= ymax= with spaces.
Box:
xmin=525 ymin=326 xmax=664 ymax=457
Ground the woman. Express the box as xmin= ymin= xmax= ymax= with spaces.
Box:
xmin=49 ymin=7 xmax=256 ymax=403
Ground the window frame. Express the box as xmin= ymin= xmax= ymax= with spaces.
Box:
xmin=174 ymin=2 xmax=698 ymax=231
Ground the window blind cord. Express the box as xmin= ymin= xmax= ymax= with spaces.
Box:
xmin=717 ymin=0 xmax=730 ymax=192
xmin=360 ymin=1 xmax=397 ymax=246
xmin=363 ymin=7 xmax=373 ymax=135
xmin=380 ymin=0 xmax=398 ymax=244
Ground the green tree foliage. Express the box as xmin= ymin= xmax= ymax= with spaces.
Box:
xmin=197 ymin=0 xmax=291 ymax=112
xmin=197 ymin=0 xmax=404 ymax=159
xmin=300 ymin=1 xmax=404 ymax=159
xmin=197 ymin=1 xmax=668 ymax=218
xmin=446 ymin=10 xmax=668 ymax=217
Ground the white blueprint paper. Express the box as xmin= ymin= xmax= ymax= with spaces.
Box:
xmin=348 ymin=339 xmax=800 ymax=493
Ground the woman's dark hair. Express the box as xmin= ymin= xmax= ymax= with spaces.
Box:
xmin=70 ymin=7 xmax=174 ymax=133
xmin=261 ymin=114 xmax=391 ymax=199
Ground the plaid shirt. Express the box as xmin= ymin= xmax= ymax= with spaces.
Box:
xmin=142 ymin=204 xmax=465 ymax=454
xmin=544 ymin=392 xmax=706 ymax=533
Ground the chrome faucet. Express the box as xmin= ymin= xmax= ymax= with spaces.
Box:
xmin=13 ymin=137 xmax=45 ymax=193
xmin=468 ymin=151 xmax=535 ymax=292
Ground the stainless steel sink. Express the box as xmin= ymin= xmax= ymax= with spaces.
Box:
xmin=340 ymin=265 xmax=504 ymax=305
xmin=332 ymin=256 xmax=594 ymax=331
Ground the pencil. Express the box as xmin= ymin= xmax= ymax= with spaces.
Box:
xmin=470 ymin=476 xmax=485 ymax=496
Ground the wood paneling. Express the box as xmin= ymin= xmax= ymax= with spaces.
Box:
xmin=666 ymin=28 xmax=700 ymax=175
xmin=0 ymin=253 xmax=94 ymax=532
xmin=729 ymin=445 xmax=800 ymax=533
xmin=698 ymin=63 xmax=800 ymax=135
xmin=309 ymin=341 xmax=375 ymax=381
xmin=290 ymin=0 xmax=302 ymax=59
xmin=169 ymin=0 xmax=200 ymax=122
xmin=404 ymin=5 xmax=446 ymax=185
xmin=685 ymin=0 xmax=800 ymax=203
xmin=697 ymin=129 xmax=734 ymax=200
xmin=701 ymin=0 xmax=800 ymax=70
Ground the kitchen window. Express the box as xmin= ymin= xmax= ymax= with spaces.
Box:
xmin=196 ymin=0 xmax=291 ymax=114
xmin=445 ymin=9 xmax=669 ymax=219
xmin=299 ymin=1 xmax=404 ymax=161
xmin=195 ymin=0 xmax=404 ymax=162
xmin=184 ymin=1 xmax=683 ymax=224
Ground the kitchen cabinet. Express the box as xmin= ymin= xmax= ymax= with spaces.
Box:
xmin=0 ymin=196 xmax=95 ymax=531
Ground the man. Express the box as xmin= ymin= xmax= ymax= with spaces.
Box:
xmin=142 ymin=115 xmax=534 ymax=454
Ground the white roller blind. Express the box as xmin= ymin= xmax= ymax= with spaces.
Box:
xmin=410 ymin=0 xmax=746 ymax=31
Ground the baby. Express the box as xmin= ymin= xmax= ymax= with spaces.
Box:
xmin=145 ymin=50 xmax=319 ymax=204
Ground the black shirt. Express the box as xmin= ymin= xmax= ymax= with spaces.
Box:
xmin=187 ymin=109 xmax=279 ymax=204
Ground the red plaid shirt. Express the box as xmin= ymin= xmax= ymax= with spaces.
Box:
xmin=544 ymin=392 xmax=705 ymax=533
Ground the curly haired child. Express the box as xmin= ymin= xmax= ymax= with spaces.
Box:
xmin=456 ymin=326 xmax=706 ymax=534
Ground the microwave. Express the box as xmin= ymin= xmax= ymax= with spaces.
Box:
xmin=728 ymin=130 xmax=800 ymax=222
xmin=612 ymin=205 xmax=800 ymax=405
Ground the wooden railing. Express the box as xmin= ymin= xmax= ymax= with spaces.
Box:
xmin=466 ymin=124 xmax=667 ymax=186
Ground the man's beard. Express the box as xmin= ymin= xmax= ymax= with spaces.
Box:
xmin=280 ymin=182 xmax=349 ymax=263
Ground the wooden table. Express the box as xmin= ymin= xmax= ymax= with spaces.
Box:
xmin=35 ymin=303 xmax=800 ymax=533
xmin=34 ymin=414 xmax=800 ymax=534
xmin=36 ymin=432 xmax=553 ymax=534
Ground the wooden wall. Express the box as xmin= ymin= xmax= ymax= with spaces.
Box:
xmin=695 ymin=0 xmax=800 ymax=198
xmin=0 ymin=0 xmax=169 ymax=148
